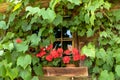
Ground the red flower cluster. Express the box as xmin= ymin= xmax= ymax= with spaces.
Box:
xmin=36 ymin=44 xmax=86 ymax=65
xmin=63 ymin=46 xmax=86 ymax=64
xmin=36 ymin=44 xmax=63 ymax=62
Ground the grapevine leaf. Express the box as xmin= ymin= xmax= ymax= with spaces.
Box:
xmin=115 ymin=65 xmax=120 ymax=77
xmin=17 ymin=55 xmax=31 ymax=69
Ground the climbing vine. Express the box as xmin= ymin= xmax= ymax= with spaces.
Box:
xmin=0 ymin=0 xmax=120 ymax=80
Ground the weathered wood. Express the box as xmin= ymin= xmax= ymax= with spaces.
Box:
xmin=39 ymin=76 xmax=91 ymax=80
xmin=43 ymin=67 xmax=88 ymax=77
xmin=0 ymin=3 xmax=9 ymax=13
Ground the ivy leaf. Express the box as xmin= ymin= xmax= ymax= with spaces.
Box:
xmin=19 ymin=66 xmax=32 ymax=80
xmin=96 ymin=48 xmax=106 ymax=60
xmin=1 ymin=32 xmax=15 ymax=43
xmin=33 ymin=64 xmax=43 ymax=76
xmin=85 ymin=13 xmax=90 ymax=24
xmin=86 ymin=28 xmax=94 ymax=37
xmin=15 ymin=43 xmax=28 ymax=53
xmin=0 ymin=50 xmax=4 ymax=56
xmin=82 ymin=43 xmax=95 ymax=58
xmin=32 ymin=56 xmax=39 ymax=65
xmin=6 ymin=68 xmax=18 ymax=80
xmin=53 ymin=14 xmax=63 ymax=26
xmin=17 ymin=55 xmax=31 ymax=69
xmin=0 ymin=64 xmax=6 ymax=77
xmin=41 ymin=8 xmax=56 ymax=23
xmin=49 ymin=0 xmax=61 ymax=10
xmin=99 ymin=70 xmax=114 ymax=80
xmin=0 ymin=21 xmax=7 ymax=30
xmin=115 ymin=65 xmax=120 ymax=77
xmin=103 ymin=2 xmax=111 ymax=10
xmin=67 ymin=0 xmax=82 ymax=5
xmin=90 ymin=12 xmax=95 ymax=25
xmin=27 ymin=34 xmax=40 ymax=46
xmin=38 ymin=27 xmax=45 ymax=37
xmin=32 ymin=76 xmax=39 ymax=80
xmin=112 ymin=9 xmax=120 ymax=22
xmin=26 ymin=6 xmax=41 ymax=17
xmin=100 ymin=31 xmax=107 ymax=38
xmin=3 ymin=42 xmax=14 ymax=51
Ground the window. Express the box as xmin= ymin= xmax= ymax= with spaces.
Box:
xmin=53 ymin=27 xmax=77 ymax=50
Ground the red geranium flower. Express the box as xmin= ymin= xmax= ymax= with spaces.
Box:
xmin=80 ymin=54 xmax=86 ymax=61
xmin=57 ymin=48 xmax=63 ymax=57
xmin=50 ymin=50 xmax=59 ymax=58
xmin=40 ymin=47 xmax=45 ymax=51
xmin=16 ymin=38 xmax=22 ymax=43
xmin=72 ymin=48 xmax=79 ymax=55
xmin=73 ymin=54 xmax=80 ymax=61
xmin=46 ymin=55 xmax=53 ymax=61
xmin=64 ymin=50 xmax=71 ymax=55
xmin=46 ymin=44 xmax=53 ymax=51
xmin=36 ymin=51 xmax=46 ymax=57
xmin=63 ymin=56 xmax=70 ymax=64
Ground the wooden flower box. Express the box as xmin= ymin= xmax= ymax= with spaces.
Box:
xmin=43 ymin=67 xmax=88 ymax=77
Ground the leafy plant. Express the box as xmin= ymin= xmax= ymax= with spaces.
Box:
xmin=0 ymin=0 xmax=120 ymax=79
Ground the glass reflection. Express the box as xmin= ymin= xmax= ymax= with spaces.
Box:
xmin=54 ymin=27 xmax=72 ymax=38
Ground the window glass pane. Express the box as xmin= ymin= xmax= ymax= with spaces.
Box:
xmin=54 ymin=28 xmax=61 ymax=38
xmin=54 ymin=27 xmax=72 ymax=38
xmin=62 ymin=27 xmax=72 ymax=38
xmin=53 ymin=41 xmax=72 ymax=50
xmin=63 ymin=41 xmax=72 ymax=50
xmin=53 ymin=41 xmax=61 ymax=49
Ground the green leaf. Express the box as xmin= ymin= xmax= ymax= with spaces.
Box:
xmin=15 ymin=43 xmax=28 ymax=53
xmin=38 ymin=27 xmax=45 ymax=37
xmin=0 ymin=64 xmax=6 ymax=77
xmin=32 ymin=76 xmax=39 ymax=80
xmin=86 ymin=28 xmax=94 ymax=37
xmin=27 ymin=34 xmax=40 ymax=46
xmin=53 ymin=14 xmax=63 ymax=26
xmin=6 ymin=68 xmax=18 ymax=80
xmin=99 ymin=70 xmax=114 ymax=80
xmin=115 ymin=65 xmax=120 ymax=77
xmin=0 ymin=50 xmax=4 ymax=56
xmin=90 ymin=12 xmax=95 ymax=25
xmin=3 ymin=42 xmax=14 ymax=51
xmin=115 ymin=54 xmax=120 ymax=63
xmin=85 ymin=13 xmax=90 ymax=24
xmin=21 ymin=20 xmax=31 ymax=31
xmin=93 ymin=66 xmax=100 ymax=74
xmin=17 ymin=55 xmax=31 ymax=69
xmin=32 ymin=56 xmax=39 ymax=65
xmin=12 ymin=3 xmax=22 ymax=12
xmin=33 ymin=64 xmax=43 ymax=76
xmin=49 ymin=0 xmax=61 ymax=10
xmin=26 ymin=6 xmax=40 ymax=17
xmin=19 ymin=66 xmax=32 ymax=80
xmin=41 ymin=8 xmax=56 ymax=23
xmin=96 ymin=12 xmax=103 ymax=18
xmin=103 ymin=1 xmax=111 ymax=10
xmin=96 ymin=48 xmax=106 ymax=61
xmin=82 ymin=43 xmax=95 ymax=58
xmin=112 ymin=9 xmax=120 ymax=22
xmin=100 ymin=31 xmax=108 ymax=38
xmin=0 ymin=21 xmax=7 ymax=30
xmin=67 ymin=0 xmax=82 ymax=5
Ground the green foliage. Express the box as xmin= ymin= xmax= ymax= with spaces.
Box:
xmin=17 ymin=55 xmax=31 ymax=69
xmin=82 ymin=43 xmax=95 ymax=58
xmin=0 ymin=0 xmax=120 ymax=79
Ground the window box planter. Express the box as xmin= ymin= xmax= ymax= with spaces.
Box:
xmin=43 ymin=67 xmax=88 ymax=77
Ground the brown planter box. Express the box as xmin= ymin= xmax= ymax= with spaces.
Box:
xmin=43 ymin=67 xmax=88 ymax=77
